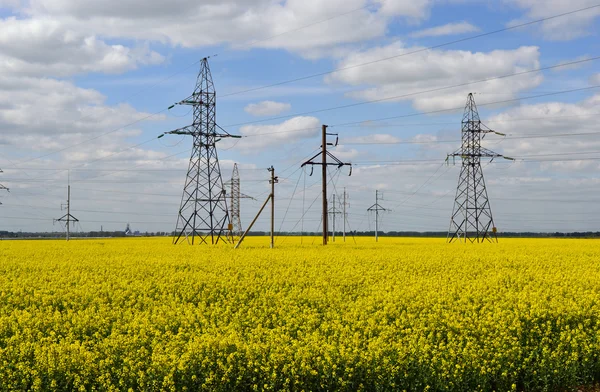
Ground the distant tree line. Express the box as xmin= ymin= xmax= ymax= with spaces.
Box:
xmin=2 ymin=230 xmax=600 ymax=240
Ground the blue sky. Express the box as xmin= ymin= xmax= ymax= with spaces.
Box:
xmin=0 ymin=0 xmax=599 ymax=235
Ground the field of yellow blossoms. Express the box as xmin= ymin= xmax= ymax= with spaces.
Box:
xmin=1 ymin=237 xmax=599 ymax=391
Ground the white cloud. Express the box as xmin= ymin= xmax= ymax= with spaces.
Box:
xmin=327 ymin=43 xmax=542 ymax=111
xmin=345 ymin=133 xmax=401 ymax=144
xmin=244 ymin=101 xmax=291 ymax=117
xmin=552 ymin=55 xmax=592 ymax=72
xmin=505 ymin=0 xmax=600 ymax=40
xmin=410 ymin=21 xmax=479 ymax=38
xmin=486 ymin=93 xmax=600 ymax=173
xmin=331 ymin=145 xmax=361 ymax=161
xmin=235 ymin=116 xmax=320 ymax=152
xmin=15 ymin=0 xmax=435 ymax=58
xmin=373 ymin=0 xmax=433 ymax=19
xmin=0 ymin=18 xmax=164 ymax=77
xmin=0 ymin=76 xmax=164 ymax=140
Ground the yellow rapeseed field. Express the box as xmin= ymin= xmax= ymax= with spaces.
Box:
xmin=1 ymin=237 xmax=599 ymax=391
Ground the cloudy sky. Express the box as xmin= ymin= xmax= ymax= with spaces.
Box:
xmin=0 ymin=0 xmax=599 ymax=235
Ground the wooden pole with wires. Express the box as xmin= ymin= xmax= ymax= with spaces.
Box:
xmin=235 ymin=166 xmax=277 ymax=249
xmin=269 ymin=166 xmax=278 ymax=248
xmin=301 ymin=124 xmax=352 ymax=246
xmin=321 ymin=125 xmax=328 ymax=245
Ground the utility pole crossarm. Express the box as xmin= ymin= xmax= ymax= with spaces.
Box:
xmin=301 ymin=152 xmax=352 ymax=168
xmin=56 ymin=213 xmax=79 ymax=222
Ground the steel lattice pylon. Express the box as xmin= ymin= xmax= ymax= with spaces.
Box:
xmin=0 ymin=168 xmax=7 ymax=206
xmin=163 ymin=57 xmax=240 ymax=245
xmin=229 ymin=163 xmax=242 ymax=238
xmin=447 ymin=93 xmax=509 ymax=243
xmin=225 ymin=163 xmax=254 ymax=239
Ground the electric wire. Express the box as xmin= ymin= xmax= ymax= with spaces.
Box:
xmin=224 ymin=56 xmax=600 ymax=128
xmin=218 ymin=4 xmax=600 ymax=99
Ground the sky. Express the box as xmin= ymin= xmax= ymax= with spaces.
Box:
xmin=0 ymin=0 xmax=599 ymax=235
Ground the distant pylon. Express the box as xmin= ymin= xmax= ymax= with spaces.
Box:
xmin=227 ymin=163 xmax=254 ymax=239
xmin=161 ymin=57 xmax=241 ymax=245
xmin=55 ymin=185 xmax=78 ymax=241
xmin=367 ymin=190 xmax=388 ymax=242
xmin=0 ymin=168 xmax=8 ymax=205
xmin=328 ymin=194 xmax=342 ymax=242
xmin=447 ymin=93 xmax=513 ymax=243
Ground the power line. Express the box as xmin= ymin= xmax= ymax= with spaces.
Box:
xmin=3 ymin=5 xmax=374 ymax=169
xmin=224 ymin=56 xmax=600 ymax=128
xmin=218 ymin=4 xmax=600 ymax=99
xmin=331 ymin=86 xmax=600 ymax=129
xmin=234 ymin=90 xmax=600 ymax=140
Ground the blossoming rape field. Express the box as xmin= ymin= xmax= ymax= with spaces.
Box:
xmin=1 ymin=237 xmax=600 ymax=391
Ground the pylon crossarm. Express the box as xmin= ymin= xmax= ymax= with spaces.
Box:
xmin=478 ymin=147 xmax=504 ymax=158
xmin=164 ymin=125 xmax=195 ymax=136
xmin=216 ymin=124 xmax=241 ymax=139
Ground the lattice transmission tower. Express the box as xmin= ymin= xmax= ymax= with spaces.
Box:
xmin=447 ymin=93 xmax=512 ymax=243
xmin=0 ymin=168 xmax=8 ymax=205
xmin=162 ymin=57 xmax=240 ymax=245
xmin=226 ymin=163 xmax=254 ymax=239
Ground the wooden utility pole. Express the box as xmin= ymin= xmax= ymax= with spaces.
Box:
xmin=321 ymin=125 xmax=328 ymax=245
xmin=301 ymin=125 xmax=352 ymax=246
xmin=269 ymin=166 xmax=278 ymax=248
xmin=235 ymin=166 xmax=277 ymax=249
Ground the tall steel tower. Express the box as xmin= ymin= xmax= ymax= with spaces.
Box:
xmin=229 ymin=163 xmax=242 ymax=238
xmin=225 ymin=163 xmax=255 ymax=239
xmin=162 ymin=57 xmax=240 ymax=245
xmin=447 ymin=93 xmax=510 ymax=243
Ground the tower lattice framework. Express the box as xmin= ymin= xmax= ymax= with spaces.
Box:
xmin=447 ymin=93 xmax=507 ymax=243
xmin=165 ymin=57 xmax=240 ymax=245
xmin=230 ymin=163 xmax=242 ymax=238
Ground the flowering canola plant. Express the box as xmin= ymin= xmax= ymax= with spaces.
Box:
xmin=0 ymin=237 xmax=599 ymax=391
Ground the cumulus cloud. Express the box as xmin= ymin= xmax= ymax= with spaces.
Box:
xmin=235 ymin=116 xmax=320 ymax=152
xmin=373 ymin=0 xmax=433 ymax=19
xmin=0 ymin=76 xmax=164 ymax=141
xmin=244 ymin=101 xmax=291 ymax=117
xmin=0 ymin=18 xmax=164 ymax=77
xmin=505 ymin=0 xmax=600 ymax=40
xmin=327 ymin=43 xmax=542 ymax=111
xmin=344 ymin=133 xmax=401 ymax=144
xmin=484 ymin=93 xmax=600 ymax=173
xmin=15 ymin=0 xmax=436 ymax=58
xmin=410 ymin=21 xmax=479 ymax=38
